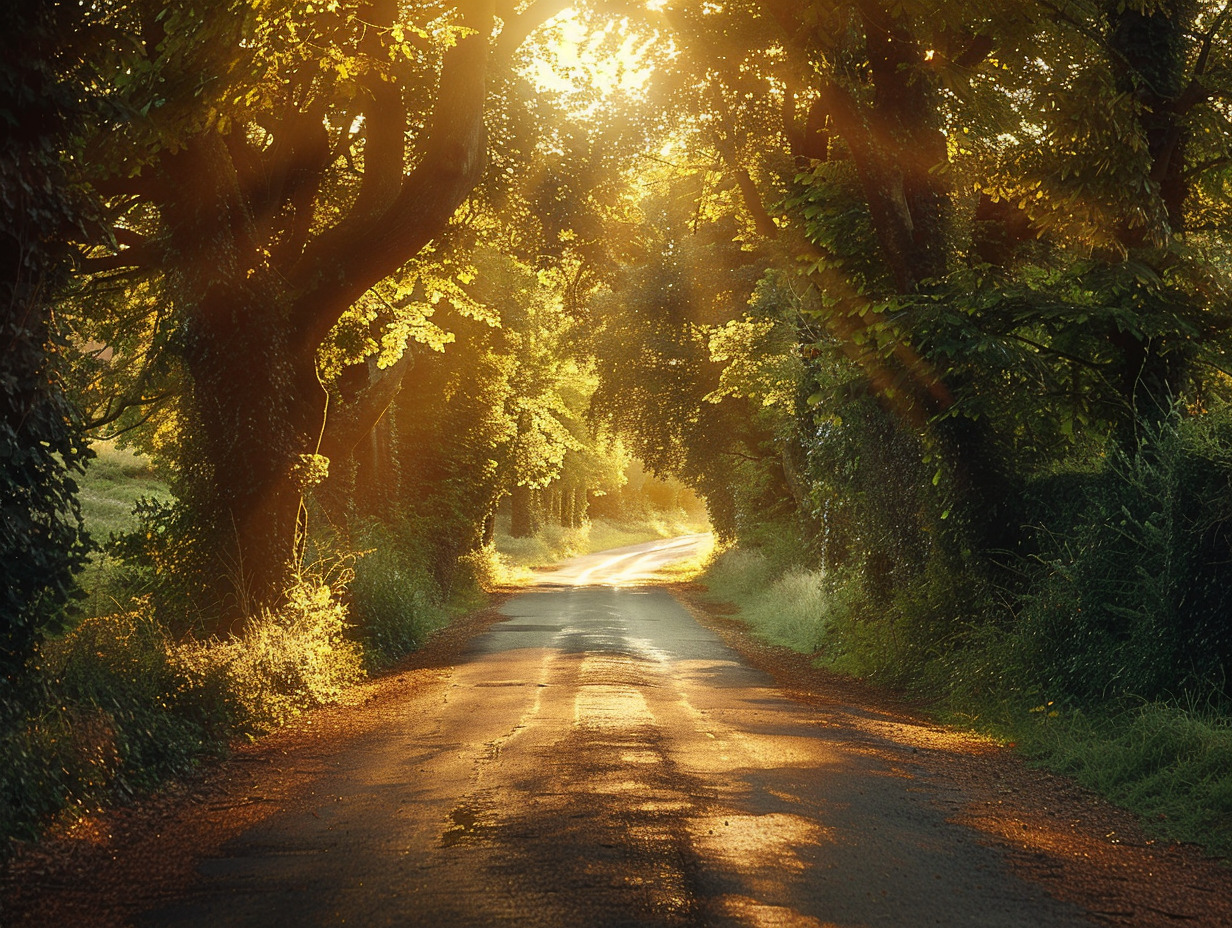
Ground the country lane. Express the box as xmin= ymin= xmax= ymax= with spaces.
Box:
xmin=135 ymin=534 xmax=1092 ymax=927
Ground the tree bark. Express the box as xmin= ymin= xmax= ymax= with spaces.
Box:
xmin=574 ymin=486 xmax=589 ymax=526
xmin=1103 ymin=0 xmax=1196 ymax=450
xmin=510 ymin=484 xmax=536 ymax=538
xmin=142 ymin=0 xmax=509 ymax=625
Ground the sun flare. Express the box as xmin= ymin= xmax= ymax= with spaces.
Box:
xmin=522 ymin=9 xmax=665 ymax=101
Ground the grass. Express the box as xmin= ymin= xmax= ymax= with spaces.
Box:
xmin=958 ymin=699 xmax=1232 ymax=858
xmin=78 ymin=441 xmax=170 ymax=539
xmin=76 ymin=441 xmax=171 ymax=616
xmin=348 ymin=538 xmax=450 ymax=671
xmin=699 ymin=545 xmax=1232 ymax=859
xmin=702 ymin=548 xmax=834 ymax=652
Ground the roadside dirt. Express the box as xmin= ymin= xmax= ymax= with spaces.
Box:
xmin=3 ymin=578 xmax=1230 ymax=927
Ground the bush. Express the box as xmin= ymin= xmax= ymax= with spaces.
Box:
xmin=180 ymin=578 xmax=365 ymax=730
xmin=705 ymin=547 xmax=853 ymax=656
xmin=348 ymin=544 xmax=447 ymax=672
xmin=705 ymin=542 xmax=985 ymax=693
xmin=56 ymin=605 xmax=221 ymax=790
xmin=1 ymin=603 xmax=217 ymax=843
xmin=0 ymin=570 xmax=368 ymax=845
xmin=1013 ymin=409 xmax=1232 ymax=706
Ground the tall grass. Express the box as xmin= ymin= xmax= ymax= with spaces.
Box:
xmin=348 ymin=539 xmax=448 ymax=671
xmin=1 ymin=571 xmax=365 ymax=843
xmin=704 ymin=549 xmax=835 ymax=652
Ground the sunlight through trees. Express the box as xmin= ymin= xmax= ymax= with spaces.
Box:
xmin=5 ymin=0 xmax=1232 ymax=848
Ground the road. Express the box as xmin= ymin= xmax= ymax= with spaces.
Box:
xmin=134 ymin=534 xmax=1096 ymax=927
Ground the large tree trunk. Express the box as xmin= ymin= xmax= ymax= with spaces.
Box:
xmin=182 ymin=309 xmax=320 ymax=624
xmin=161 ymin=133 xmax=336 ymax=629
xmin=1104 ymin=0 xmax=1197 ymax=450
xmin=509 ymin=484 xmax=537 ymax=538
xmin=148 ymin=1 xmax=500 ymax=626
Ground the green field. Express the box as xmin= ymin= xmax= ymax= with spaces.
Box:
xmin=76 ymin=441 xmax=170 ymax=615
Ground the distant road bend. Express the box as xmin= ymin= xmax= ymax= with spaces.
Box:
xmin=133 ymin=532 xmax=1108 ymax=927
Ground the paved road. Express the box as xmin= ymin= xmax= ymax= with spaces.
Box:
xmin=141 ymin=536 xmax=1090 ymax=927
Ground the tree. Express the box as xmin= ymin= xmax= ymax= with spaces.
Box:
xmin=75 ymin=0 xmax=567 ymax=626
xmin=0 ymin=0 xmax=95 ymax=693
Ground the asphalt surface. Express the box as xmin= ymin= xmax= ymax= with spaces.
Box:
xmin=139 ymin=535 xmax=1092 ymax=927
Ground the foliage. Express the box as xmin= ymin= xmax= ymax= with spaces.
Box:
xmin=1 ymin=570 xmax=365 ymax=844
xmin=1011 ymin=408 xmax=1232 ymax=706
xmin=54 ymin=606 xmax=223 ymax=792
xmin=0 ymin=0 xmax=96 ymax=699
xmin=12 ymin=0 xmax=1232 ymax=861
xmin=178 ymin=577 xmax=365 ymax=730
xmin=703 ymin=549 xmax=836 ymax=654
xmin=347 ymin=528 xmax=448 ymax=671
xmin=107 ymin=496 xmax=218 ymax=636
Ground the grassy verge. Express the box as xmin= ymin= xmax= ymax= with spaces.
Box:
xmin=700 ymin=545 xmax=1232 ymax=858
xmin=995 ymin=702 xmax=1232 ymax=855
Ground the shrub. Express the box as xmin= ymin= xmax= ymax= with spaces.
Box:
xmin=179 ymin=577 xmax=365 ymax=730
xmin=55 ymin=604 xmax=220 ymax=789
xmin=348 ymin=543 xmax=447 ymax=672
xmin=705 ymin=547 xmax=857 ymax=657
xmin=1 ymin=602 xmax=218 ymax=842
xmin=1013 ymin=408 xmax=1232 ymax=706
xmin=1 ymin=570 xmax=368 ymax=845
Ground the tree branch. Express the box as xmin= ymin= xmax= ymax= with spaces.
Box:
xmin=711 ymin=129 xmax=779 ymax=238
xmin=287 ymin=0 xmax=497 ymax=363
xmin=1184 ymin=154 xmax=1232 ymax=179
xmin=351 ymin=0 xmax=407 ymax=220
xmin=494 ymin=0 xmax=571 ymax=61
xmin=318 ymin=351 xmax=414 ymax=462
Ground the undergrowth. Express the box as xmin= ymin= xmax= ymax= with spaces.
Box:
xmin=0 ymin=569 xmax=370 ymax=845
xmin=348 ymin=530 xmax=449 ymax=671
xmin=1 ymin=520 xmax=482 ymax=848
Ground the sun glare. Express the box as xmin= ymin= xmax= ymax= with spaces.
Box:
xmin=524 ymin=9 xmax=663 ymax=102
